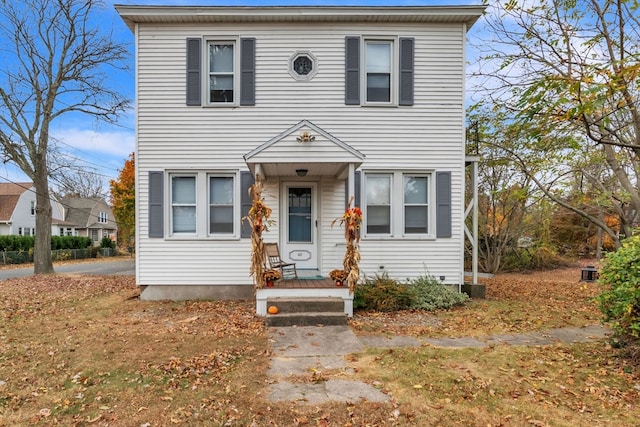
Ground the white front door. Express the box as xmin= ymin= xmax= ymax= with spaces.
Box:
xmin=281 ymin=182 xmax=318 ymax=270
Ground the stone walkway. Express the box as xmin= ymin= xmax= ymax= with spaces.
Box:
xmin=266 ymin=324 xmax=610 ymax=404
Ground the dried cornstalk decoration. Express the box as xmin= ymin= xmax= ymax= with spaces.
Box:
xmin=242 ymin=179 xmax=273 ymax=290
xmin=331 ymin=196 xmax=363 ymax=293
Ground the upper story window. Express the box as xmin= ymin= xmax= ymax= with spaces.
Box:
xmin=345 ymin=36 xmax=414 ymax=107
xmin=186 ymin=37 xmax=255 ymax=107
xmin=365 ymin=40 xmax=393 ymax=103
xmin=289 ymin=51 xmax=318 ymax=81
xmin=98 ymin=212 xmax=108 ymax=223
xmin=208 ymin=41 xmax=236 ymax=104
xmin=30 ymin=200 xmax=35 ymax=216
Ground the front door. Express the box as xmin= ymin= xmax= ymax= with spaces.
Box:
xmin=281 ymin=183 xmax=318 ymax=270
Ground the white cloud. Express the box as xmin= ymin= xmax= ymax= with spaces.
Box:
xmin=52 ymin=127 xmax=135 ymax=159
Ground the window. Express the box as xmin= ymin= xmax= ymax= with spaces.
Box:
xmin=30 ymin=200 xmax=35 ymax=216
xmin=91 ymin=229 xmax=99 ymax=242
xmin=209 ymin=176 xmax=234 ymax=234
xmin=365 ymin=174 xmax=391 ymax=234
xmin=404 ymin=175 xmax=429 ymax=234
xmin=171 ymin=175 xmax=197 ymax=234
xmin=289 ymin=51 xmax=318 ymax=81
xmin=186 ymin=37 xmax=255 ymax=107
xmin=364 ymin=171 xmax=434 ymax=237
xmin=208 ymin=41 xmax=235 ymax=103
xmin=98 ymin=212 xmax=108 ymax=223
xmin=60 ymin=227 xmax=65 ymax=236
xmin=164 ymin=172 xmax=240 ymax=238
xmin=18 ymin=227 xmax=22 ymax=236
xmin=345 ymin=36 xmax=414 ymax=106
xmin=365 ymin=40 xmax=393 ymax=103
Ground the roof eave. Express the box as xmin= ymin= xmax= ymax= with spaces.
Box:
xmin=115 ymin=5 xmax=486 ymax=32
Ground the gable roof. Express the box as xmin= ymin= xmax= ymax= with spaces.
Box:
xmin=0 ymin=182 xmax=33 ymax=222
xmin=62 ymin=197 xmax=110 ymax=228
xmin=244 ymin=120 xmax=364 ymax=179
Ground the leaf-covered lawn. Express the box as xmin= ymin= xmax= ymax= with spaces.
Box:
xmin=350 ymin=266 xmax=603 ymax=338
xmin=0 ymin=266 xmax=638 ymax=426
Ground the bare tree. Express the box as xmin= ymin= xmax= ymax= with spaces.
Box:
xmin=53 ymin=168 xmax=109 ymax=199
xmin=0 ymin=0 xmax=129 ymax=273
xmin=470 ymin=0 xmax=640 ymax=247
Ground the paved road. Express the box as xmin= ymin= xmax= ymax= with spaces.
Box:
xmin=0 ymin=259 xmax=135 ymax=281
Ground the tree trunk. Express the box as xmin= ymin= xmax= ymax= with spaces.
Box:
xmin=33 ymin=167 xmax=54 ymax=275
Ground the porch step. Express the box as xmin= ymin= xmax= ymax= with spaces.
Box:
xmin=265 ymin=297 xmax=347 ymax=327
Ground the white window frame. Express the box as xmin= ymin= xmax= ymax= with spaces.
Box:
xmin=362 ymin=37 xmax=397 ymax=106
xmin=208 ymin=173 xmax=236 ymax=236
xmin=170 ymin=173 xmax=198 ymax=237
xmin=167 ymin=171 xmax=240 ymax=239
xmin=205 ymin=38 xmax=239 ymax=106
xmin=363 ymin=170 xmax=435 ymax=239
xmin=98 ymin=212 xmax=108 ymax=224
xmin=403 ymin=173 xmax=431 ymax=236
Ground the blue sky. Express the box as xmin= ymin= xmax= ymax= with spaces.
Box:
xmin=0 ymin=0 xmax=485 ymax=190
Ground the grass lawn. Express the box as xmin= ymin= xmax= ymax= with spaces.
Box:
xmin=0 ymin=266 xmax=638 ymax=426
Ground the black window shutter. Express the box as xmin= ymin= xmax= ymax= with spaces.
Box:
xmin=186 ymin=38 xmax=201 ymax=106
xmin=345 ymin=36 xmax=360 ymax=105
xmin=436 ymin=171 xmax=452 ymax=238
xmin=240 ymin=171 xmax=255 ymax=238
xmin=399 ymin=37 xmax=414 ymax=106
xmin=240 ymin=38 xmax=256 ymax=106
xmin=148 ymin=171 xmax=164 ymax=238
xmin=345 ymin=171 xmax=361 ymax=208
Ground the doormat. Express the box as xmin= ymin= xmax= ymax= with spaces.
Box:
xmin=298 ymin=275 xmax=325 ymax=280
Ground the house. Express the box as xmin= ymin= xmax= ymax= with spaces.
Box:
xmin=60 ymin=197 xmax=117 ymax=245
xmin=0 ymin=182 xmax=68 ymax=237
xmin=116 ymin=5 xmax=485 ymax=315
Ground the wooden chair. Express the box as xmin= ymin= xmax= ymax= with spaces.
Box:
xmin=265 ymin=243 xmax=298 ymax=280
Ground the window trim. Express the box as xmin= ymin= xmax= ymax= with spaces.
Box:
xmin=362 ymin=170 xmax=435 ymax=239
xmin=362 ymin=37 xmax=398 ymax=106
xmin=204 ymin=37 xmax=240 ymax=106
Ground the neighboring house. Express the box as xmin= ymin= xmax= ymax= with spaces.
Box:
xmin=116 ymin=5 xmax=485 ymax=314
xmin=0 ymin=182 xmax=67 ymax=237
xmin=61 ymin=197 xmax=117 ymax=246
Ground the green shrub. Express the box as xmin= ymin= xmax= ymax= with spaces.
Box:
xmin=407 ymin=276 xmax=469 ymax=311
xmin=354 ymin=273 xmax=412 ymax=312
xmin=100 ymin=237 xmax=115 ymax=249
xmin=596 ymin=234 xmax=640 ymax=339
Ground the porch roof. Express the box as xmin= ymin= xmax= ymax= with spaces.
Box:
xmin=243 ymin=120 xmax=365 ymax=180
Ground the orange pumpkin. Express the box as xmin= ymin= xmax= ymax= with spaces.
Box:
xmin=267 ymin=305 xmax=279 ymax=315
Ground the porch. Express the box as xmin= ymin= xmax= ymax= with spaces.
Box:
xmin=255 ymin=276 xmax=353 ymax=317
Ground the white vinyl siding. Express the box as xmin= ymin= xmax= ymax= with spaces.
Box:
xmin=134 ymin=20 xmax=467 ymax=286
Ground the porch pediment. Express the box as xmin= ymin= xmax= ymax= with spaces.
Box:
xmin=244 ymin=120 xmax=364 ymax=179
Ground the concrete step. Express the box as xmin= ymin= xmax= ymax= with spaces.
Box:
xmin=267 ymin=297 xmax=344 ymax=313
xmin=266 ymin=312 xmax=348 ymax=327
xmin=265 ymin=297 xmax=347 ymax=327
